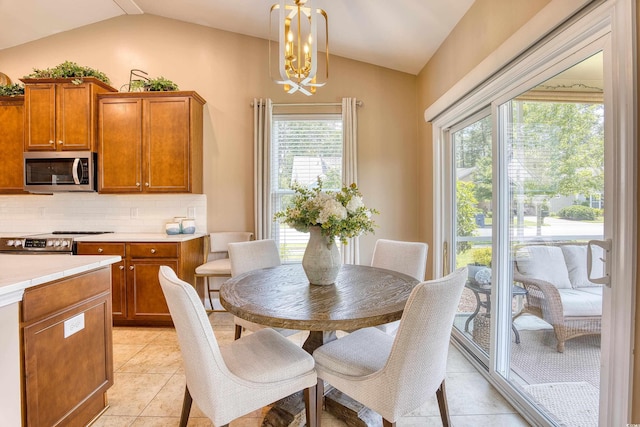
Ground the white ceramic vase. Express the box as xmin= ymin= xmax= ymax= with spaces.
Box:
xmin=302 ymin=226 xmax=341 ymax=285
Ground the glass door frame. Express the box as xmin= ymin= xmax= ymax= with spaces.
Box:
xmin=430 ymin=1 xmax=636 ymax=425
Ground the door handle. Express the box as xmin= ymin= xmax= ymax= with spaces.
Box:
xmin=587 ymin=239 xmax=612 ymax=287
xmin=72 ymin=158 xmax=81 ymax=184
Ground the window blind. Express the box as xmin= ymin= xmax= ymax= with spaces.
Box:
xmin=270 ymin=114 xmax=343 ymax=263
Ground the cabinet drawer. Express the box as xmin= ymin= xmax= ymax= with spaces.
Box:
xmin=22 ymin=268 xmax=111 ymax=324
xmin=76 ymin=242 xmax=126 ymax=256
xmin=128 ymin=243 xmax=178 ymax=259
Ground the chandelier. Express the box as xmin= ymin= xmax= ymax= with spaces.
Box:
xmin=270 ymin=0 xmax=328 ymax=96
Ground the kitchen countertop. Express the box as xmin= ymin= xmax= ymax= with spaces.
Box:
xmin=75 ymin=232 xmax=205 ymax=243
xmin=0 ymin=254 xmax=121 ymax=307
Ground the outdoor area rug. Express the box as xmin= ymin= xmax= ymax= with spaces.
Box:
xmin=521 ymin=382 xmax=599 ymax=427
xmin=510 ymin=329 xmax=600 ymax=388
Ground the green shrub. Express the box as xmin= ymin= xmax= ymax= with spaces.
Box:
xmin=472 ymin=247 xmax=492 ymax=267
xmin=557 ymin=205 xmax=598 ymax=221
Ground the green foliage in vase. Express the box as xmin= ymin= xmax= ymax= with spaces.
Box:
xmin=24 ymin=61 xmax=111 ymax=85
xmin=0 ymin=83 xmax=24 ymax=96
xmin=274 ymin=177 xmax=379 ymax=245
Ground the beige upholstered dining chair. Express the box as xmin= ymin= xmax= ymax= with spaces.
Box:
xmin=228 ymin=239 xmax=297 ymax=340
xmin=312 ymin=267 xmax=467 ymax=427
xmin=370 ymin=238 xmax=429 ymax=334
xmin=194 ymin=231 xmax=253 ymax=311
xmin=158 ymin=266 xmax=317 ymax=427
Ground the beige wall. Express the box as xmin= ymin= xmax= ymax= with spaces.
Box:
xmin=0 ymin=14 xmax=418 ymax=264
xmin=417 ymin=0 xmax=638 ymax=419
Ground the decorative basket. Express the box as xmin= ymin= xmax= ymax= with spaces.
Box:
xmin=472 ymin=313 xmax=491 ymax=352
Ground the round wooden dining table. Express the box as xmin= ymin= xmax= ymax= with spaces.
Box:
xmin=220 ymin=263 xmax=419 ymax=427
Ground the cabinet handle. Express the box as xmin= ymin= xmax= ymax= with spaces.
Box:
xmin=136 ymin=182 xmax=140 ymax=187
xmin=58 ymin=140 xmax=63 ymax=145
xmin=49 ymin=140 xmax=54 ymax=145
xmin=119 ymin=265 xmax=124 ymax=270
xmin=145 ymin=182 xmax=150 ymax=187
xmin=98 ymin=248 xmax=103 ymax=253
xmin=129 ymin=266 xmax=134 ymax=270
xmin=150 ymin=249 xmax=156 ymax=254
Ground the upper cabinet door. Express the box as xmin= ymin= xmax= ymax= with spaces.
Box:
xmin=98 ymin=98 xmax=143 ymax=193
xmin=23 ymin=83 xmax=56 ymax=151
xmin=143 ymin=97 xmax=191 ymax=192
xmin=56 ymin=83 xmax=94 ymax=151
xmin=0 ymin=97 xmax=26 ymax=193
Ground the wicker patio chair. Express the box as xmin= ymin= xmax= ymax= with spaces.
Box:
xmin=513 ymin=242 xmax=602 ymax=352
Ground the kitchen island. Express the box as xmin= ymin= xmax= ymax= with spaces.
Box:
xmin=0 ymin=254 xmax=120 ymax=427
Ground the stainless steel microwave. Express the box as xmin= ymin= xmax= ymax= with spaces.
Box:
xmin=24 ymin=151 xmax=97 ymax=193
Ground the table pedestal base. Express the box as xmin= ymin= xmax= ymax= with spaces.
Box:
xmin=324 ymin=389 xmax=381 ymax=427
xmin=262 ymin=331 xmax=380 ymax=427
xmin=261 ymin=389 xmax=381 ymax=427
xmin=262 ymin=392 xmax=307 ymax=427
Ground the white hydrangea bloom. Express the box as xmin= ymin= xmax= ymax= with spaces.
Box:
xmin=346 ymin=196 xmax=364 ymax=213
xmin=317 ymin=199 xmax=347 ymax=224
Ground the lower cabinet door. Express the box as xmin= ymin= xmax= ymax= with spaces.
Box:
xmin=23 ymin=295 xmax=112 ymax=426
xmin=127 ymin=259 xmax=178 ymax=322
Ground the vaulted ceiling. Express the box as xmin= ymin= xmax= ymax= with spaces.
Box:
xmin=0 ymin=0 xmax=475 ymax=75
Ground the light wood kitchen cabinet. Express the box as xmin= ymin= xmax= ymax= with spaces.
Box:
xmin=21 ymin=267 xmax=113 ymax=426
xmin=77 ymin=237 xmax=203 ymax=326
xmin=98 ymin=91 xmax=205 ymax=193
xmin=21 ymin=77 xmax=116 ymax=151
xmin=0 ymin=96 xmax=26 ymax=193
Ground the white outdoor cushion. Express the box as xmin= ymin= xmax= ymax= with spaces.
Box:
xmin=558 ymin=288 xmax=602 ymax=317
xmin=220 ymin=328 xmax=314 ymax=383
xmin=516 ymin=246 xmax=572 ymax=289
xmin=561 ymin=245 xmax=604 ymax=288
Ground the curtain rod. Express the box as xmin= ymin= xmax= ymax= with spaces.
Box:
xmin=250 ymin=100 xmax=363 ymax=107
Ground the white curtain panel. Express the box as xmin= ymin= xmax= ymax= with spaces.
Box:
xmin=253 ymin=98 xmax=272 ymax=240
xmin=342 ymin=97 xmax=359 ymax=265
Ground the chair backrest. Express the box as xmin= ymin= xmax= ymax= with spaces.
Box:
xmin=228 ymin=239 xmax=281 ymax=277
xmin=157 ymin=266 xmax=236 ymax=421
xmin=371 ymin=239 xmax=429 ymax=281
xmin=210 ymin=231 xmax=254 ymax=253
xmin=381 ymin=267 xmax=466 ymax=418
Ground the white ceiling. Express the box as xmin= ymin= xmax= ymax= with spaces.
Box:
xmin=0 ymin=0 xmax=475 ymax=75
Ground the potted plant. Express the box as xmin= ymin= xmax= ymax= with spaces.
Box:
xmin=23 ymin=60 xmax=111 ymax=85
xmin=130 ymin=76 xmax=179 ymax=92
xmin=467 ymin=247 xmax=492 ymax=286
xmin=274 ymin=177 xmax=378 ymax=285
xmin=0 ymin=83 xmax=24 ymax=96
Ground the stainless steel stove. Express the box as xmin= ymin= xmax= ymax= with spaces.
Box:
xmin=0 ymin=231 xmax=113 ymax=254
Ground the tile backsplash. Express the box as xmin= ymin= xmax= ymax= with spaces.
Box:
xmin=0 ymin=193 xmax=207 ymax=234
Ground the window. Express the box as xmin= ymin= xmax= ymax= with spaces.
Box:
xmin=270 ymin=114 xmax=343 ymax=262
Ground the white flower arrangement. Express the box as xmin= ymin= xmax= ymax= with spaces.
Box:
xmin=274 ymin=178 xmax=378 ymax=245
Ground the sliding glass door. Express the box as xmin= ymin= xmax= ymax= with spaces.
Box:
xmin=447 ymin=48 xmax=613 ymax=425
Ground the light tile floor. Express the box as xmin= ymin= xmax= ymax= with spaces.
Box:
xmin=92 ymin=312 xmax=530 ymax=427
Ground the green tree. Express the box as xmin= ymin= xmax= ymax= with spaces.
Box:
xmin=456 ymin=181 xmax=479 ymax=253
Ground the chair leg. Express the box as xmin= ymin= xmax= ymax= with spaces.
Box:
xmin=315 ymin=379 xmax=324 ymax=427
xmin=179 ymin=385 xmax=192 ymax=427
xmin=435 ymin=380 xmax=451 ymax=427
xmin=205 ymin=277 xmax=215 ymax=311
xmin=234 ymin=324 xmax=243 ymax=340
xmin=304 ymin=384 xmax=317 ymax=427
xmin=382 ymin=419 xmax=395 ymax=427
